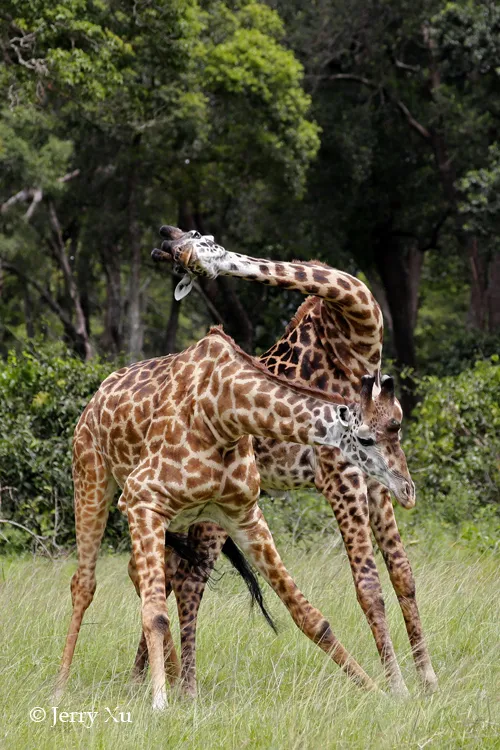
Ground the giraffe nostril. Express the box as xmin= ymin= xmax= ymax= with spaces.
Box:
xmin=404 ymin=481 xmax=416 ymax=502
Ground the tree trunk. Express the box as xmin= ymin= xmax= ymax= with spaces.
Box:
xmin=127 ymin=146 xmax=144 ymax=361
xmin=47 ymin=202 xmax=92 ymax=360
xmin=373 ymin=228 xmax=422 ymax=414
xmin=487 ymin=251 xmax=500 ymax=332
xmin=164 ymin=275 xmax=181 ymax=353
xmin=467 ymin=238 xmax=489 ymax=330
xmin=408 ymin=244 xmax=424 ymax=332
xmin=23 ymin=285 xmax=34 ymax=338
xmin=101 ymin=245 xmax=123 ymax=355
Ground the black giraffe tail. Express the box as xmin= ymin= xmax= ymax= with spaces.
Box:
xmin=164 ymin=531 xmax=277 ymax=633
xmin=220 ymin=537 xmax=277 ymax=634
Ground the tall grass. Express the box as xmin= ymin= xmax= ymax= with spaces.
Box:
xmin=0 ymin=540 xmax=498 ymax=749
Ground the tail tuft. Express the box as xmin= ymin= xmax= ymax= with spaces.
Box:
xmin=221 ymin=537 xmax=277 ymax=634
xmin=164 ymin=530 xmax=210 ymax=574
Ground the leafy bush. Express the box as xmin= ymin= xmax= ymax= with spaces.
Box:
xmin=405 ymin=356 xmax=500 ymax=536
xmin=259 ymin=490 xmax=339 ymax=549
xmin=0 ymin=344 xmax=127 ymax=553
xmin=1 ymin=344 xmax=498 ymax=555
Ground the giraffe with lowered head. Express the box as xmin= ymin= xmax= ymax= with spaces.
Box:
xmin=54 ymin=326 xmax=414 ymax=710
xmin=145 ymin=227 xmax=437 ymax=698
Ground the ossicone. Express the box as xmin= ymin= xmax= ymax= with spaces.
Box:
xmin=159 ymin=225 xmax=185 ymax=240
xmin=360 ymin=374 xmax=375 ymax=403
xmin=380 ymin=374 xmax=395 ymax=402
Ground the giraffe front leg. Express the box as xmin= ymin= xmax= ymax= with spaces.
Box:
xmin=368 ymin=481 xmax=438 ymax=692
xmin=227 ymin=507 xmax=378 ymax=692
xmin=317 ymin=460 xmax=409 ymax=696
xmin=128 ymin=552 xmax=180 ymax=686
xmin=126 ymin=483 xmax=176 ymax=711
xmin=173 ymin=523 xmax=227 ymax=697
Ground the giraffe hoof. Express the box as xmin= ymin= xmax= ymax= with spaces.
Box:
xmin=130 ymin=671 xmax=147 ymax=686
xmin=423 ymin=674 xmax=439 ymax=694
xmin=390 ymin=682 xmax=410 ymax=699
xmin=51 ymin=684 xmax=65 ymax=705
xmin=180 ymin=684 xmax=197 ymax=700
xmin=151 ymin=691 xmax=168 ymax=711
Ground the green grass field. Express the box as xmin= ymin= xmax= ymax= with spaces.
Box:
xmin=0 ymin=539 xmax=498 ymax=749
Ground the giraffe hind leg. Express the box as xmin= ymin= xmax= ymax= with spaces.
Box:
xmin=54 ymin=445 xmax=115 ymax=702
xmin=171 ymin=523 xmax=277 ymax=697
xmin=227 ymin=508 xmax=379 ymax=692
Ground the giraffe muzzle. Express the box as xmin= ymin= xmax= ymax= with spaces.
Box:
xmin=397 ymin=478 xmax=416 ymax=509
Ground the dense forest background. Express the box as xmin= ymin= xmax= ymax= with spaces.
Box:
xmin=0 ymin=0 xmax=499 ymax=552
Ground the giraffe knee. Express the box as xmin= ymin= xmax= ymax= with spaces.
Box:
xmin=393 ymin=563 xmax=416 ymax=599
xmin=355 ymin=579 xmax=386 ymax=619
xmin=313 ymin=619 xmax=334 ymax=645
xmin=153 ymin=614 xmax=170 ymax=633
xmin=70 ymin=570 xmax=96 ymax=609
xmin=142 ymin=605 xmax=170 ymax=636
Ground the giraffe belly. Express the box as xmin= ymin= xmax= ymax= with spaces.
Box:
xmin=169 ymin=503 xmax=231 ymax=533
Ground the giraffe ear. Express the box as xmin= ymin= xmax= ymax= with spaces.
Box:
xmin=338 ymin=405 xmax=351 ymax=427
xmin=174 ymin=274 xmax=194 ymax=301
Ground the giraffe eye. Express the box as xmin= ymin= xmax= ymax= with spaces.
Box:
xmin=387 ymin=419 xmax=401 ymax=433
xmin=358 ymin=437 xmax=375 ymax=447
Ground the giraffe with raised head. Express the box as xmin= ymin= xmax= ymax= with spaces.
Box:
xmin=147 ymin=226 xmax=438 ymax=698
xmin=54 ymin=326 xmax=414 ymax=710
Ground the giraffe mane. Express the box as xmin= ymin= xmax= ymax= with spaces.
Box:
xmin=296 ymin=259 xmax=332 ymax=269
xmin=283 ymin=296 xmax=319 ymax=336
xmin=206 ymin=326 xmax=347 ymax=407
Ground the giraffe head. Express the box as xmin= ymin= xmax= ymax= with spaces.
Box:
xmin=338 ymin=374 xmax=415 ymax=509
xmin=152 ymin=227 xmax=226 ymax=299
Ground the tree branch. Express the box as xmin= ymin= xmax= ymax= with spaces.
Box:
xmin=0 ymin=259 xmax=73 ymax=329
xmin=0 ymin=169 xmax=80 ymax=218
xmin=0 ymin=519 xmax=53 ymax=558
xmin=24 ymin=187 xmax=43 ymax=220
xmin=1 ymin=188 xmax=33 ymax=214
xmin=327 ymin=73 xmax=431 ymax=141
xmin=420 ymin=210 xmax=451 ymax=251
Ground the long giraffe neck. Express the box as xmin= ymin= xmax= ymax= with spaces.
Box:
xmin=202 ymin=332 xmax=348 ymax=448
xmin=176 ymin=240 xmax=384 ymax=377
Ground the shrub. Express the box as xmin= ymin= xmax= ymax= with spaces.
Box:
xmin=405 ymin=356 xmax=500 ymax=532
xmin=0 ymin=344 xmax=128 ymax=553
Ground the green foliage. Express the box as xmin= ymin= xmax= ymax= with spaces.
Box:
xmin=0 ymin=0 xmax=320 ymax=358
xmin=0 ymin=344 xmax=126 ymax=552
xmin=0 ymin=107 xmax=73 ymax=196
xmin=459 ymin=143 xmax=500 ymax=249
xmin=406 ymin=356 xmax=500 ymax=532
xmin=432 ymin=1 xmax=500 ymax=78
xmin=414 ymin=250 xmax=500 ymax=375
xmin=259 ymin=490 xmax=336 ymax=548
